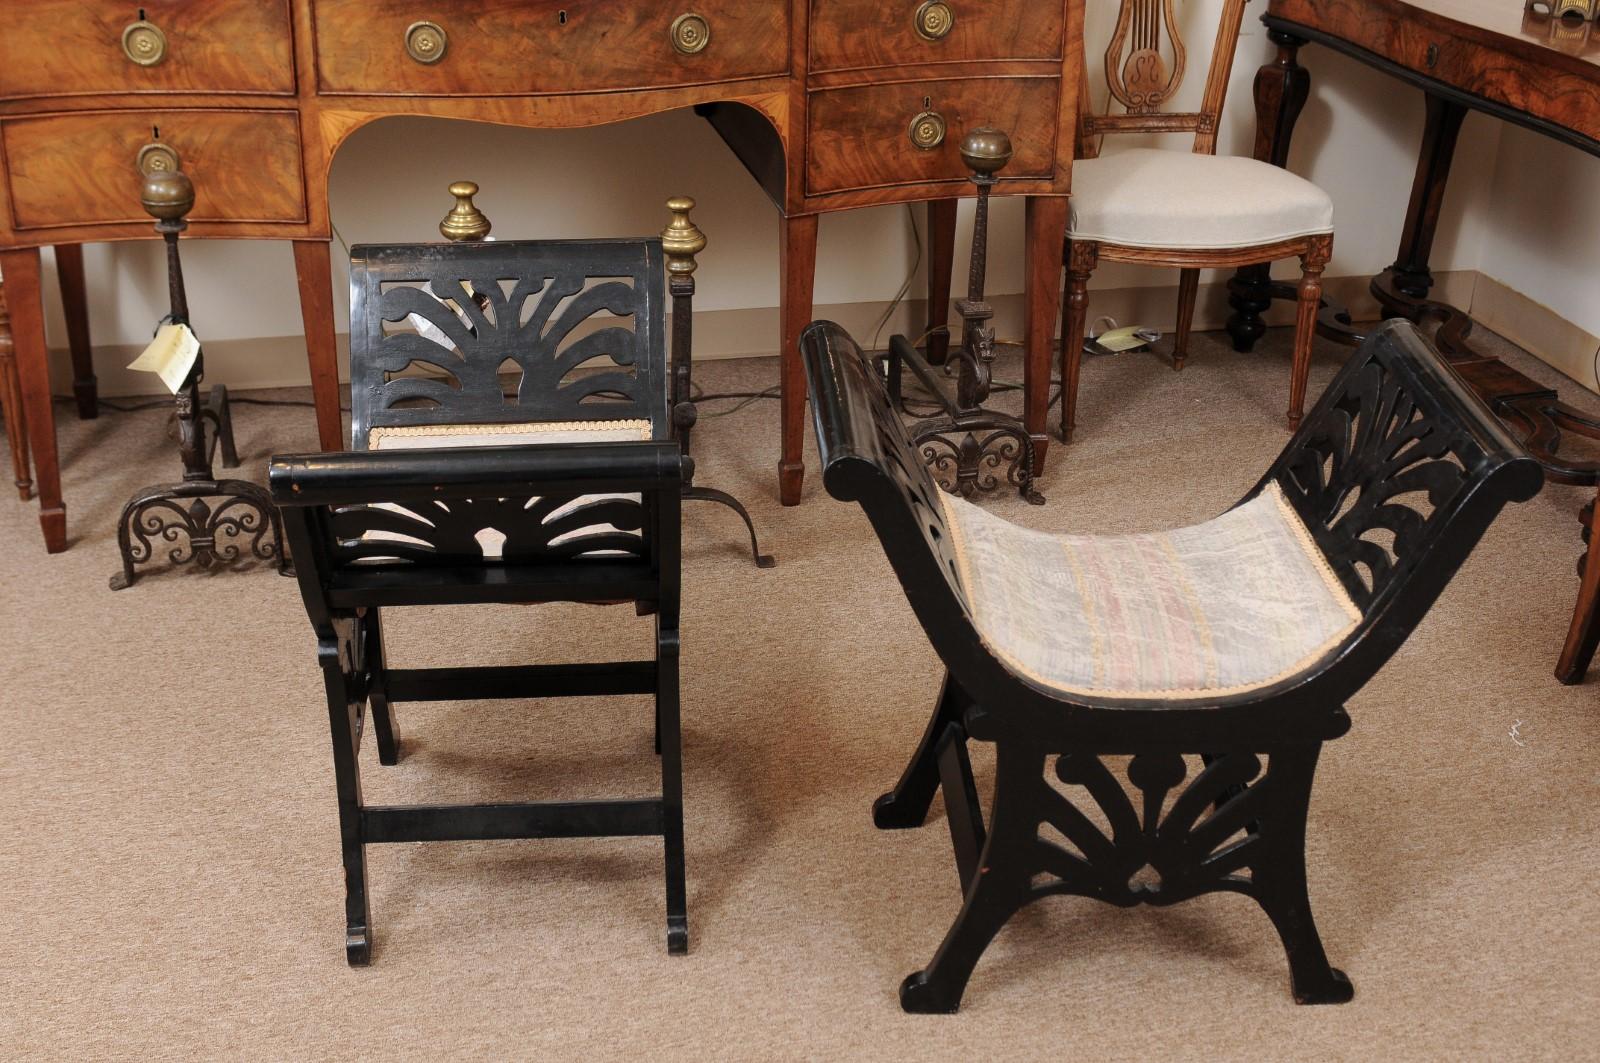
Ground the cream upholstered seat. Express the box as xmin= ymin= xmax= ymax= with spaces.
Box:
xmin=1069 ymin=147 xmax=1334 ymax=251
xmin=938 ymin=482 xmax=1360 ymax=700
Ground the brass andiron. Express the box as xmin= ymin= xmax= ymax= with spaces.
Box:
xmin=109 ymin=169 xmax=286 ymax=589
xmin=887 ymin=128 xmax=1044 ymax=505
xmin=662 ymin=196 xmax=774 ymax=567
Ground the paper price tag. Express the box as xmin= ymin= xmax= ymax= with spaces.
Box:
xmin=127 ymin=323 xmax=200 ymax=394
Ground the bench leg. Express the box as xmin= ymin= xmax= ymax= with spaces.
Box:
xmin=1253 ymin=743 xmax=1354 ymax=1004
xmin=320 ymin=633 xmax=372 ymax=966
xmin=364 ymin=611 xmax=402 ymax=766
xmin=873 ymin=673 xmax=972 ymax=829
xmin=900 ymin=743 xmax=1041 ymax=1014
xmin=658 ymin=622 xmax=688 ymax=955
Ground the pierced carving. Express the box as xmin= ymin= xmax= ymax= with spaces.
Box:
xmin=1276 ymin=347 xmax=1478 ymax=607
xmin=913 ymin=420 xmax=1043 ymax=505
xmin=328 ymin=492 xmax=649 ymax=567
xmin=1105 ymin=0 xmax=1187 ymax=114
xmin=349 ymin=242 xmax=666 ymax=447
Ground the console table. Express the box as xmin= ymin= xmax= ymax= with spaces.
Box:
xmin=1233 ymin=0 xmax=1600 ymax=682
xmin=0 ymin=0 xmax=1084 ymax=553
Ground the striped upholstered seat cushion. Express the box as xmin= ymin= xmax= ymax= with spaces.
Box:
xmin=938 ymin=483 xmax=1361 ymax=700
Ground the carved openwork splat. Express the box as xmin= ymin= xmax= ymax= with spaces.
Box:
xmin=348 ymin=241 xmax=668 ymax=448
xmin=1105 ymin=0 xmax=1188 ymax=114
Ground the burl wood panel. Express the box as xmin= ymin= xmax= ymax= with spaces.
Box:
xmin=0 ymin=0 xmax=295 ymax=100
xmin=808 ymin=1 xmax=1063 ymax=72
xmin=806 ymin=78 xmax=1060 ymax=195
xmin=4 ymin=111 xmax=305 ymax=229
xmin=1270 ymin=0 xmax=1600 ymax=141
xmin=313 ymin=0 xmax=789 ymax=96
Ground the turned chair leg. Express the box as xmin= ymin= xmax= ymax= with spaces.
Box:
xmin=900 ymin=742 xmax=1042 ymax=1014
xmin=873 ymin=673 xmax=973 ymax=829
xmin=1251 ymin=743 xmax=1353 ymax=1004
xmin=1556 ymin=493 xmax=1600 ymax=684
xmin=320 ymin=636 xmax=373 ymax=966
xmin=1288 ymin=236 xmax=1332 ymax=430
xmin=1059 ymin=241 xmax=1098 ymax=443
xmin=1173 ymin=268 xmax=1200 ymax=371
xmin=0 ymin=282 xmax=31 ymax=501
xmin=364 ymin=611 xmax=402 ymax=767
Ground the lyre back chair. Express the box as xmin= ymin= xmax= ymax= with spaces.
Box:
xmin=1060 ymin=0 xmax=1334 ymax=441
xmin=800 ymin=316 xmax=1540 ymax=1013
xmin=270 ymin=236 xmax=690 ymax=963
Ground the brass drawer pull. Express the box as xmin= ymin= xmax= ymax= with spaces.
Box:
xmin=908 ymin=109 xmax=947 ymax=151
xmin=671 ymin=13 xmax=711 ymax=55
xmin=137 ymin=142 xmax=181 ymax=177
xmin=405 ymin=20 xmax=449 ymax=64
xmin=122 ymin=19 xmax=168 ymax=67
xmin=914 ymin=2 xmax=955 ymax=41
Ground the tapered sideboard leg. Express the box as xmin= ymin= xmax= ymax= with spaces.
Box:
xmin=54 ymin=244 xmax=97 ymax=420
xmin=1023 ymin=195 xmax=1067 ymax=474
xmin=293 ymin=239 xmax=345 ymax=452
xmin=0 ymin=247 xmax=65 ymax=552
xmin=778 ymin=212 xmax=819 ymax=506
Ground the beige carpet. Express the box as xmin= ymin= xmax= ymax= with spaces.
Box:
xmin=3 ymin=325 xmax=1597 ymax=1061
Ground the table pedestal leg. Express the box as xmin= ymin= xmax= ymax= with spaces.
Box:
xmin=55 ymin=245 xmax=97 ymax=420
xmin=293 ymin=240 xmax=345 ymax=452
xmin=778 ymin=213 xmax=818 ymax=506
xmin=1383 ymin=93 xmax=1467 ymax=305
xmin=0 ymin=247 xmax=66 ymax=552
xmin=1228 ymin=28 xmax=1310 ymax=353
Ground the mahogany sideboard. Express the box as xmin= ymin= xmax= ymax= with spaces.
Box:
xmin=1237 ymin=0 xmax=1600 ymax=681
xmin=0 ymin=0 xmax=1083 ymax=553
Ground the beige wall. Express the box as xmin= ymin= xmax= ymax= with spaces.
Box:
xmin=34 ymin=0 xmax=1599 ymax=396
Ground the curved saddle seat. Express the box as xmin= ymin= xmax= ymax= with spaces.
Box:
xmin=799 ymin=316 xmax=1542 ymax=1013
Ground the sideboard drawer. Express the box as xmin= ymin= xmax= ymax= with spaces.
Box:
xmin=0 ymin=1 xmax=294 ymax=100
xmin=806 ymin=78 xmax=1059 ymax=196
xmin=314 ymin=0 xmax=788 ymax=95
xmin=3 ymin=111 xmax=305 ymax=231
xmin=808 ymin=1 xmax=1063 ymax=72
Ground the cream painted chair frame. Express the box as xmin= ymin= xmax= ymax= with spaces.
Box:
xmin=1061 ymin=0 xmax=1332 ymax=442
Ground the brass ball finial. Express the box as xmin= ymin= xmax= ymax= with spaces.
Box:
xmin=141 ymin=168 xmax=195 ymax=222
xmin=661 ymin=195 xmax=706 ymax=275
xmin=959 ymin=127 xmax=1014 ymax=178
xmin=439 ymin=180 xmax=491 ymax=241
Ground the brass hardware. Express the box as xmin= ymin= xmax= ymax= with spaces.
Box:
xmin=914 ymin=2 xmax=955 ymax=41
xmin=405 ymin=20 xmax=448 ymax=64
xmin=141 ymin=167 xmax=195 ymax=222
xmin=958 ymin=127 xmax=1013 ymax=176
xmin=121 ymin=19 xmax=168 ymax=67
xmin=1425 ymin=42 xmax=1439 ymax=67
xmin=670 ymin=13 xmax=711 ymax=55
xmin=439 ymin=181 xmax=491 ymax=241
xmin=661 ymin=196 xmax=706 ymax=275
xmin=908 ymin=109 xmax=947 ymax=151
xmin=136 ymin=142 xmax=181 ymax=177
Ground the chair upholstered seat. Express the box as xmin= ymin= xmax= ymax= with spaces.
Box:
xmin=1068 ymin=147 xmax=1335 ymax=251
xmin=939 ymin=482 xmax=1360 ymax=700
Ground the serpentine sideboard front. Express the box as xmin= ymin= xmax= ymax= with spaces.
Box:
xmin=0 ymin=0 xmax=1083 ymax=552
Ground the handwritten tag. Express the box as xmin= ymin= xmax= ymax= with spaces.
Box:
xmin=127 ymin=322 xmax=200 ymax=394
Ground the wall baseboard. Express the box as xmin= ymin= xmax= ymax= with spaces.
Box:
xmin=46 ymin=268 xmax=1596 ymax=398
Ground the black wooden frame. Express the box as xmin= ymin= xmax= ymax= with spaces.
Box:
xmin=800 ymin=316 xmax=1542 ymax=1012
xmin=271 ymin=438 xmax=687 ymax=963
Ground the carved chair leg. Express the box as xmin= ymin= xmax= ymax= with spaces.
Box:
xmin=1173 ymin=268 xmax=1200 ymax=371
xmin=364 ymin=610 xmax=402 ymax=766
xmin=873 ymin=672 xmax=973 ymax=829
xmin=1251 ymin=743 xmax=1353 ymax=1004
xmin=1059 ymin=241 xmax=1098 ymax=443
xmin=321 ymin=633 xmax=372 ymax=966
xmin=1288 ymin=237 xmax=1331 ymax=430
xmin=1556 ymin=493 xmax=1600 ymax=684
xmin=900 ymin=743 xmax=1042 ymax=1014
xmin=658 ymin=620 xmax=688 ymax=954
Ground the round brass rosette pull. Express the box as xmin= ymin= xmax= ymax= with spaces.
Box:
xmin=136 ymin=142 xmax=181 ymax=177
xmin=908 ymin=110 xmax=947 ymax=151
xmin=405 ymin=20 xmax=448 ymax=64
xmin=914 ymin=1 xmax=955 ymax=41
xmin=671 ymin=13 xmax=711 ymax=55
xmin=122 ymin=19 xmax=168 ymax=67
